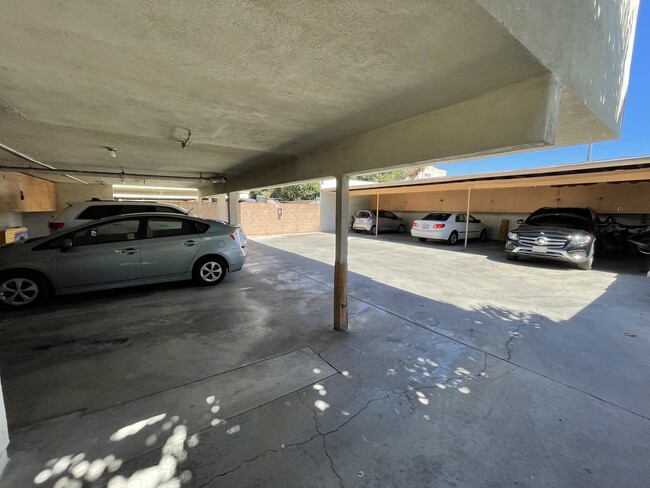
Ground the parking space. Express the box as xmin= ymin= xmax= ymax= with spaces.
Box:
xmin=1 ymin=232 xmax=648 ymax=487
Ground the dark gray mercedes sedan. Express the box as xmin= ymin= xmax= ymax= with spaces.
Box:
xmin=0 ymin=213 xmax=245 ymax=309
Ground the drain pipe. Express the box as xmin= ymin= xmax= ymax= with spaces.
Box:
xmin=0 ymin=164 xmax=227 ymax=184
xmin=0 ymin=142 xmax=87 ymax=184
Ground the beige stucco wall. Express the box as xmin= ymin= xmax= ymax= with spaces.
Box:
xmin=369 ymin=182 xmax=650 ymax=215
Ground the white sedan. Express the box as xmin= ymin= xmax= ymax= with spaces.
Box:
xmin=411 ymin=212 xmax=489 ymax=245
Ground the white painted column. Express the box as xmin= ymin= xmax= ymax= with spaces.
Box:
xmin=0 ymin=378 xmax=9 ymax=476
xmin=334 ymin=175 xmax=350 ymax=332
xmin=228 ymin=192 xmax=240 ymax=226
xmin=216 ymin=194 xmax=229 ymax=222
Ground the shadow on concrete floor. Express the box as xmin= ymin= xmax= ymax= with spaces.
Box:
xmin=0 ymin=236 xmax=648 ymax=487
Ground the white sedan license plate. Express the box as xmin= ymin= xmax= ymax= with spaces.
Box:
xmin=532 ymin=246 xmax=548 ymax=254
xmin=421 ymin=223 xmax=429 ymax=229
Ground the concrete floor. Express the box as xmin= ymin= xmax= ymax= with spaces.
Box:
xmin=0 ymin=233 xmax=649 ymax=487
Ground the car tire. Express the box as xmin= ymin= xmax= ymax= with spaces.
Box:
xmin=417 ymin=237 xmax=427 ymax=242
xmin=193 ymin=256 xmax=228 ymax=286
xmin=578 ymin=243 xmax=595 ymax=271
xmin=397 ymin=224 xmax=405 ymax=233
xmin=448 ymin=231 xmax=458 ymax=245
xmin=506 ymin=253 xmax=519 ymax=261
xmin=0 ymin=270 xmax=51 ymax=310
xmin=370 ymin=225 xmax=377 ymax=235
xmin=479 ymin=229 xmax=488 ymax=241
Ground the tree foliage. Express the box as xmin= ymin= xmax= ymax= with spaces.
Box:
xmin=354 ymin=167 xmax=423 ymax=182
xmin=249 ymin=182 xmax=320 ymax=202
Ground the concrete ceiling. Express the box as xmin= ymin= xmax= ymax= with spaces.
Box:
xmin=0 ymin=0 xmax=548 ymax=186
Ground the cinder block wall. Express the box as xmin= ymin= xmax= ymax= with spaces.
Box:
xmin=168 ymin=201 xmax=220 ymax=220
xmin=240 ymin=202 xmax=320 ymax=235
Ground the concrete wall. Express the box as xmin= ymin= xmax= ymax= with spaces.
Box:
xmin=479 ymin=0 xmax=639 ymax=135
xmin=320 ymin=192 xmax=371 ymax=233
xmin=21 ymin=212 xmax=53 ymax=239
xmin=0 ymin=378 xmax=8 ymax=476
xmin=240 ymin=202 xmax=320 ymax=236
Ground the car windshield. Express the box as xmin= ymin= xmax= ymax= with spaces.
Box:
xmin=525 ymin=211 xmax=589 ymax=229
xmin=357 ymin=211 xmax=372 ymax=218
xmin=422 ymin=213 xmax=451 ymax=221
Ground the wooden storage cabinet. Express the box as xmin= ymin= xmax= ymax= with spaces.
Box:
xmin=0 ymin=172 xmax=56 ymax=213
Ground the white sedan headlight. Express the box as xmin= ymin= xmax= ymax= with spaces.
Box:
xmin=508 ymin=232 xmax=518 ymax=241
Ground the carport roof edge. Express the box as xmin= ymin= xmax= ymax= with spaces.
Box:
xmin=341 ymin=156 xmax=650 ymax=195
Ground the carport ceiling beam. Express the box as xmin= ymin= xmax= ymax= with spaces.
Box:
xmin=216 ymin=74 xmax=561 ymax=193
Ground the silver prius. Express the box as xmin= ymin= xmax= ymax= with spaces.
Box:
xmin=0 ymin=213 xmax=245 ymax=309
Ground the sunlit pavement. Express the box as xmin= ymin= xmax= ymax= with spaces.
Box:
xmin=1 ymin=232 xmax=649 ymax=487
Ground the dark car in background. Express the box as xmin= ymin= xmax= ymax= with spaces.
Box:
xmin=505 ymin=207 xmax=601 ymax=270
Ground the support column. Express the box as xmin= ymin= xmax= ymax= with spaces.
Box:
xmin=334 ymin=174 xmax=350 ymax=332
xmin=228 ymin=192 xmax=240 ymax=226
xmin=0 ymin=378 xmax=9 ymax=476
xmin=375 ymin=194 xmax=380 ymax=236
xmin=215 ymin=194 xmax=229 ymax=222
xmin=464 ymin=189 xmax=472 ymax=248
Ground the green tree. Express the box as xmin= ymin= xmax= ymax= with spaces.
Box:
xmin=249 ymin=182 xmax=320 ymax=201
xmin=355 ymin=167 xmax=423 ymax=182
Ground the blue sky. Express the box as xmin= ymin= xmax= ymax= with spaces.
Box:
xmin=443 ymin=1 xmax=649 ymax=177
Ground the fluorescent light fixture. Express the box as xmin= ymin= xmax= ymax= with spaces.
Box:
xmin=113 ymin=193 xmax=199 ymax=200
xmin=113 ymin=184 xmax=198 ymax=192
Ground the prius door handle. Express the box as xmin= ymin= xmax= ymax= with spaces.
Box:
xmin=184 ymin=240 xmax=198 ymax=247
xmin=120 ymin=248 xmax=139 ymax=255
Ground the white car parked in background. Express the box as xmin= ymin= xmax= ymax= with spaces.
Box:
xmin=49 ymin=200 xmax=192 ymax=232
xmin=411 ymin=212 xmax=489 ymax=245
xmin=49 ymin=200 xmax=248 ymax=247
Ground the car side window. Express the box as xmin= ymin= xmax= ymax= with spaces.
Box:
xmin=72 ymin=219 xmax=142 ymax=246
xmin=456 ymin=214 xmax=466 ymax=223
xmin=385 ymin=211 xmax=397 ymax=219
xmin=146 ymin=218 xmax=196 ymax=239
xmin=469 ymin=214 xmax=479 ymax=223
xmin=32 ymin=234 xmax=73 ymax=251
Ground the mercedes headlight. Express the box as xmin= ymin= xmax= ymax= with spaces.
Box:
xmin=571 ymin=234 xmax=592 ymax=245
xmin=508 ymin=232 xmax=518 ymax=241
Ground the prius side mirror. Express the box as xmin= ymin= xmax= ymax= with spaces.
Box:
xmin=60 ymin=238 xmax=73 ymax=252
